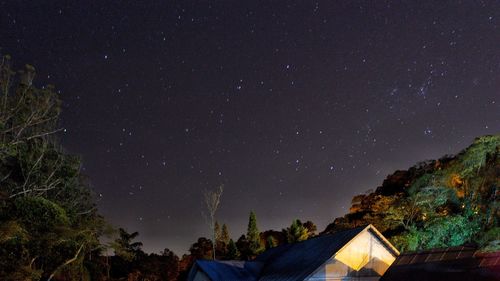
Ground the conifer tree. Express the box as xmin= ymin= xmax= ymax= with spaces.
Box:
xmin=226 ymin=239 xmax=239 ymax=260
xmin=214 ymin=221 xmax=229 ymax=257
xmin=214 ymin=221 xmax=221 ymax=242
xmin=247 ymin=211 xmax=262 ymax=255
xmin=221 ymin=224 xmax=230 ymax=245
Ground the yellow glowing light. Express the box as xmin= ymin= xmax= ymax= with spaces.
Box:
xmin=334 ymin=230 xmax=396 ymax=274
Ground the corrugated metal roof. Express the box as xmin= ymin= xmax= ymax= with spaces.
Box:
xmin=256 ymin=226 xmax=366 ymax=281
xmin=381 ymin=246 xmax=500 ymax=281
xmin=188 ymin=225 xmax=397 ymax=281
xmin=193 ymin=260 xmax=263 ymax=281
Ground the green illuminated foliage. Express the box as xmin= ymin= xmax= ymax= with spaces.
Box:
xmin=379 ymin=135 xmax=500 ymax=252
xmin=0 ymin=55 xmax=106 ymax=280
xmin=460 ymin=135 xmax=500 ymax=178
xmin=285 ymin=219 xmax=309 ymax=243
xmin=247 ymin=211 xmax=263 ymax=255
xmin=478 ymin=227 xmax=500 ymax=252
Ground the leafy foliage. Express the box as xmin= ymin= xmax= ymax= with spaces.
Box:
xmin=326 ymin=135 xmax=500 ymax=253
xmin=460 ymin=135 xmax=500 ymax=178
xmin=284 ymin=219 xmax=309 ymax=243
xmin=0 ymin=55 xmax=106 ymax=280
xmin=189 ymin=237 xmax=214 ymax=260
xmin=109 ymin=232 xmax=180 ymax=281
xmin=112 ymin=228 xmax=143 ymax=262
xmin=478 ymin=227 xmax=500 ymax=252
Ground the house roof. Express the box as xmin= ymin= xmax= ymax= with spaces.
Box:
xmin=190 ymin=260 xmax=263 ymax=281
xmin=188 ymin=224 xmax=399 ymax=281
xmin=256 ymin=224 xmax=396 ymax=281
xmin=381 ymin=246 xmax=500 ymax=281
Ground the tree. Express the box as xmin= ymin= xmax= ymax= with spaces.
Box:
xmin=246 ymin=211 xmax=263 ymax=256
xmin=386 ymin=185 xmax=483 ymax=251
xmin=479 ymin=227 xmax=500 ymax=252
xmin=203 ymin=185 xmax=223 ymax=260
xmin=303 ymin=220 xmax=317 ymax=237
xmin=322 ymin=135 xmax=499 ymax=253
xmin=261 ymin=230 xmax=286 ymax=249
xmin=214 ymin=221 xmax=222 ymax=242
xmin=160 ymin=248 xmax=176 ymax=257
xmin=226 ymin=239 xmax=239 ymax=260
xmin=0 ymin=55 xmax=61 ymax=150
xmin=112 ymin=228 xmax=144 ymax=262
xmin=189 ymin=237 xmax=213 ymax=260
xmin=163 ymin=251 xmax=180 ymax=281
xmin=285 ymin=219 xmax=309 ymax=243
xmin=216 ymin=223 xmax=230 ymax=257
xmin=221 ymin=223 xmax=230 ymax=245
xmin=266 ymin=235 xmax=278 ymax=249
xmin=0 ymin=55 xmax=106 ymax=280
xmin=235 ymin=235 xmax=252 ymax=260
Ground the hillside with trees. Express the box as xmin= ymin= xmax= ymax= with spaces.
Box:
xmin=323 ymin=135 xmax=500 ymax=252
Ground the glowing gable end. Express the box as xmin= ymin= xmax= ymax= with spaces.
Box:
xmin=307 ymin=225 xmax=399 ymax=281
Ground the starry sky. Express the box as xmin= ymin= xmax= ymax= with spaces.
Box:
xmin=1 ymin=1 xmax=499 ymax=254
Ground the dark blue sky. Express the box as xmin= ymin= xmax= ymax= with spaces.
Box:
xmin=1 ymin=1 xmax=499 ymax=254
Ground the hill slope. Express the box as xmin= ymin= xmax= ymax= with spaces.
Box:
xmin=323 ymin=135 xmax=500 ymax=252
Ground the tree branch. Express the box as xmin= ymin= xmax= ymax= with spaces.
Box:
xmin=47 ymin=243 xmax=85 ymax=281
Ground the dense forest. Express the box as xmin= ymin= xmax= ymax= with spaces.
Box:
xmin=0 ymin=56 xmax=498 ymax=280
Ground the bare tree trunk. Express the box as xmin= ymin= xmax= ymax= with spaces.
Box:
xmin=203 ymin=185 xmax=223 ymax=260
xmin=106 ymin=254 xmax=110 ymax=279
xmin=47 ymin=243 xmax=85 ymax=281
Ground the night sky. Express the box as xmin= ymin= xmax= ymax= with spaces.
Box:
xmin=1 ymin=1 xmax=499 ymax=254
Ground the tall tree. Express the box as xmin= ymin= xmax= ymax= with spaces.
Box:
xmin=215 ymin=222 xmax=230 ymax=258
xmin=246 ymin=211 xmax=262 ymax=256
xmin=112 ymin=228 xmax=144 ymax=262
xmin=0 ymin=55 xmax=61 ymax=149
xmin=203 ymin=185 xmax=223 ymax=260
xmin=220 ymin=223 xmax=230 ymax=245
xmin=0 ymin=55 xmax=106 ymax=280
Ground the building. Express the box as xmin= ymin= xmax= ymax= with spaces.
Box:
xmin=188 ymin=224 xmax=399 ymax=281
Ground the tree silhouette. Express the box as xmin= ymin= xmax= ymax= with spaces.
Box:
xmin=203 ymin=185 xmax=223 ymax=260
